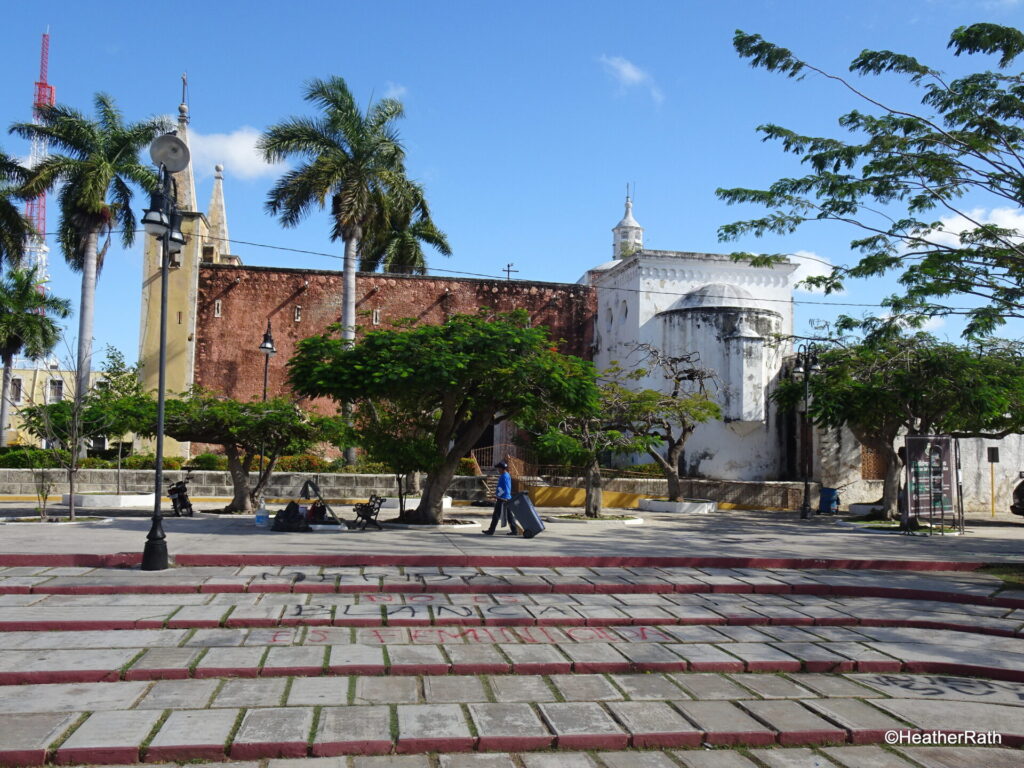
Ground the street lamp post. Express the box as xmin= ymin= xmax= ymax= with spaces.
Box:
xmin=258 ymin=321 xmax=276 ymax=480
xmin=793 ymin=342 xmax=821 ymax=520
xmin=139 ymin=133 xmax=190 ymax=571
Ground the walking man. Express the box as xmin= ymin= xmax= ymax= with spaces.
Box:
xmin=483 ymin=461 xmax=519 ymax=536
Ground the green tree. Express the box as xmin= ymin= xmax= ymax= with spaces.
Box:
xmin=259 ymin=76 xmax=423 ymax=342
xmin=358 ymin=182 xmax=452 ymax=274
xmin=11 ymin=95 xmax=166 ymax=414
xmin=0 ymin=266 xmax=71 ymax=447
xmin=349 ymin=400 xmax=436 ymax=519
xmin=0 ymin=148 xmax=31 ymax=264
xmin=150 ymin=390 xmax=341 ymax=512
xmin=288 ymin=310 xmax=598 ymax=524
xmin=774 ymin=331 xmax=1024 ymax=518
xmin=89 ymin=347 xmax=148 ymax=491
xmin=608 ymin=345 xmax=722 ymax=502
xmin=531 ymin=376 xmax=661 ymax=518
xmin=717 ymin=24 xmax=1024 ymax=336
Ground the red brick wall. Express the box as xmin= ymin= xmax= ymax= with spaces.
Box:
xmin=194 ymin=265 xmax=596 ymax=410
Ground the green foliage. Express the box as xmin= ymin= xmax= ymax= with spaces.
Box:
xmin=289 ymin=310 xmax=597 ymax=522
xmin=276 ymin=454 xmax=330 ymax=473
xmin=0 ymin=266 xmax=70 ymax=362
xmin=719 ymin=24 xmax=1024 ymax=335
xmin=188 ymin=452 xmax=228 ymax=471
xmin=456 ymin=457 xmax=479 ymax=476
xmin=0 ymin=148 xmax=32 ymax=264
xmin=79 ymin=457 xmax=112 ymax=469
xmin=121 ymin=454 xmax=182 ymax=470
xmin=0 ymin=448 xmax=70 ymax=468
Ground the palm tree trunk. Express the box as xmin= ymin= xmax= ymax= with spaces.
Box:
xmin=0 ymin=353 xmax=13 ymax=449
xmin=342 ymin=234 xmax=359 ymax=465
xmin=76 ymin=228 xmax=100 ymax=433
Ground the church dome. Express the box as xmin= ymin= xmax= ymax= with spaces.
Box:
xmin=679 ymin=283 xmax=755 ymax=309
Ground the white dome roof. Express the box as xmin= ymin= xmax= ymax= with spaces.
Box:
xmin=680 ymin=283 xmax=756 ymax=309
xmin=615 ymin=198 xmax=641 ymax=229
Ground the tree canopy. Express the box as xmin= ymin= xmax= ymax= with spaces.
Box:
xmin=717 ymin=23 xmax=1024 ymax=336
xmin=0 ymin=148 xmax=31 ymax=265
xmin=288 ymin=309 xmax=597 ymax=523
xmin=774 ymin=331 xmax=1024 ymax=517
xmin=157 ymin=389 xmax=343 ymax=512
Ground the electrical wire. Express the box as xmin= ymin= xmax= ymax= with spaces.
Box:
xmin=31 ymin=229 xmax=960 ymax=311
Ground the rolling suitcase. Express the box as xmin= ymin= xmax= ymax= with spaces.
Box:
xmin=509 ymin=491 xmax=545 ymax=538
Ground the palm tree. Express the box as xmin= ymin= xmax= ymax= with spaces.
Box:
xmin=359 ymin=183 xmax=452 ymax=274
xmin=10 ymin=94 xmax=166 ymax=415
xmin=0 ymin=148 xmax=32 ymax=265
xmin=0 ymin=266 xmax=71 ymax=446
xmin=259 ymin=76 xmax=423 ymax=342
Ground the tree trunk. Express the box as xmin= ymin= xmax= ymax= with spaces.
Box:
xmin=67 ymin=466 xmax=76 ymax=521
xmin=0 ymin=353 xmax=13 ymax=449
xmin=75 ymin=229 xmax=100 ymax=438
xmin=584 ymin=458 xmax=602 ymax=518
xmin=881 ymin=442 xmax=902 ymax=521
xmin=342 ymin=234 xmax=359 ymax=465
xmin=416 ymin=461 xmax=458 ymax=525
xmin=224 ymin=445 xmax=253 ymax=512
xmin=648 ymin=442 xmax=683 ymax=502
xmin=250 ymin=455 xmax=278 ymax=507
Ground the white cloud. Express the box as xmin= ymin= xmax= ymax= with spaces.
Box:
xmin=383 ymin=81 xmax=408 ymax=100
xmin=790 ymin=250 xmax=837 ymax=293
xmin=599 ymin=55 xmax=664 ymax=104
xmin=925 ymin=206 xmax=1024 ymax=249
xmin=920 ymin=315 xmax=946 ymax=331
xmin=188 ymin=127 xmax=285 ymax=180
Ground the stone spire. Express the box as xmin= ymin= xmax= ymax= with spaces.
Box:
xmin=172 ymin=102 xmax=196 ymax=211
xmin=612 ymin=194 xmax=643 ymax=259
xmin=207 ymin=164 xmax=230 ymax=254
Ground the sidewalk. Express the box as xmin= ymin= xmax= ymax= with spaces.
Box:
xmin=2 ymin=501 xmax=1023 ymax=566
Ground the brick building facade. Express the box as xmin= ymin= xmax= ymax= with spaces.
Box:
xmin=194 ymin=263 xmax=596 ymax=410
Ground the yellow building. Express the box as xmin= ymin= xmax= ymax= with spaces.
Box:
xmin=137 ymin=102 xmax=239 ymax=457
xmin=4 ymin=361 xmax=102 ymax=448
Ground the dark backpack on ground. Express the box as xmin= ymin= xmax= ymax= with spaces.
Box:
xmin=272 ymin=501 xmax=310 ymax=532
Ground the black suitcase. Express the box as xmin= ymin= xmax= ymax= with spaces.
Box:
xmin=508 ymin=492 xmax=545 ymax=538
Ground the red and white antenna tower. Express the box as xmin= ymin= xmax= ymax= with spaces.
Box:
xmin=24 ymin=30 xmax=55 ymax=284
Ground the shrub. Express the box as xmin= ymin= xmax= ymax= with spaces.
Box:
xmin=188 ymin=452 xmax=228 ymax=471
xmin=455 ymin=457 xmax=480 ymax=476
xmin=122 ymin=454 xmax=183 ymax=470
xmin=79 ymin=457 xmax=113 ymax=469
xmin=277 ymin=454 xmax=329 ymax=473
xmin=0 ymin=448 xmax=68 ymax=468
xmin=327 ymin=457 xmax=392 ymax=473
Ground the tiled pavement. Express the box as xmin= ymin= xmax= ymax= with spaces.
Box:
xmin=0 ymin=562 xmax=1021 ymax=766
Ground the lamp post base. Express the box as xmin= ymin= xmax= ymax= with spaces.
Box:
xmin=799 ymin=504 xmax=813 ymax=520
xmin=141 ymin=540 xmax=168 ymax=571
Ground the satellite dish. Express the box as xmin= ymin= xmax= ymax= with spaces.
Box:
xmin=150 ymin=133 xmax=190 ymax=173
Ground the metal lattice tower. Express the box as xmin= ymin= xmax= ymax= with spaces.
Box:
xmin=24 ymin=31 xmax=55 ymax=283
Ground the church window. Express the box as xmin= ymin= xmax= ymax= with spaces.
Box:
xmin=10 ymin=378 xmax=21 ymax=404
xmin=48 ymin=379 xmax=63 ymax=403
xmin=372 ymin=308 xmax=382 ymax=325
xmin=294 ymin=306 xmax=302 ymax=322
xmin=214 ymin=300 xmax=222 ymax=317
xmin=620 ymin=300 xmax=628 ymax=322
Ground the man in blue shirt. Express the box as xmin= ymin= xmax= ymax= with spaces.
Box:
xmin=483 ymin=461 xmax=519 ymax=536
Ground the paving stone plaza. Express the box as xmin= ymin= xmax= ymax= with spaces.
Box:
xmin=1 ymin=508 xmax=1023 ymax=767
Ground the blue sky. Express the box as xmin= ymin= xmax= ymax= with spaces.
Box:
xmin=3 ymin=0 xmax=1024 ymax=362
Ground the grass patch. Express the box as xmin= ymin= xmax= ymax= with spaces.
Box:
xmin=47 ymin=712 xmax=90 ymax=759
xmin=118 ymin=649 xmax=148 ymax=679
xmin=307 ymin=706 xmax=321 ymax=748
xmin=224 ymin=708 xmax=246 ymax=752
xmin=280 ymin=677 xmax=294 ymax=707
xmin=139 ymin=709 xmax=171 ymax=758
xmin=978 ymin=564 xmax=1024 ymax=591
xmin=389 ymin=705 xmax=399 ymax=742
xmin=188 ymin=648 xmax=208 ymax=676
xmin=347 ymin=674 xmax=357 ymax=706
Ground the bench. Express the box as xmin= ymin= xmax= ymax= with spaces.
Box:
xmin=353 ymin=495 xmax=386 ymax=530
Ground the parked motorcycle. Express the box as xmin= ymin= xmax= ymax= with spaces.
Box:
xmin=167 ymin=467 xmax=195 ymax=517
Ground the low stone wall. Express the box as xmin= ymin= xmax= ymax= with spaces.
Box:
xmin=0 ymin=469 xmax=490 ymax=502
xmin=539 ymin=475 xmax=816 ymax=511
